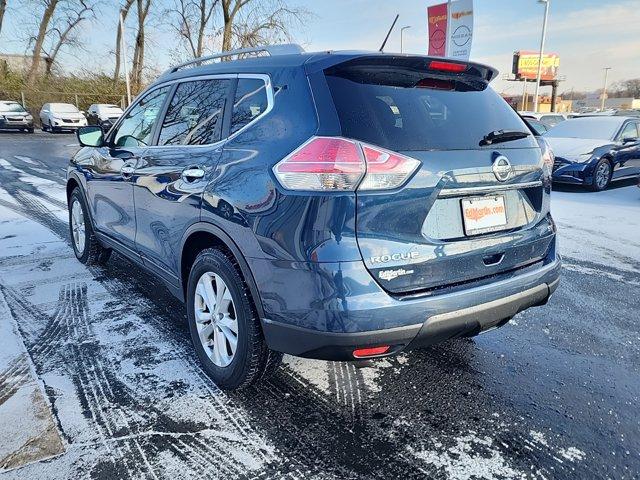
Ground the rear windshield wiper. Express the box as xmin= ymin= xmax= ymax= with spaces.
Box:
xmin=480 ymin=130 xmax=530 ymax=146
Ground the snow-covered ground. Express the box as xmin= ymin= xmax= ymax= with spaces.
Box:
xmin=552 ymin=185 xmax=640 ymax=272
xmin=0 ymin=137 xmax=638 ymax=479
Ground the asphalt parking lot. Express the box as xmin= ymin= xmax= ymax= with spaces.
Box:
xmin=0 ymin=130 xmax=639 ymax=479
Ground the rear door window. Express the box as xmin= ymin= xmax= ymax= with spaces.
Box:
xmin=158 ymin=78 xmax=231 ymax=146
xmin=325 ymin=63 xmax=535 ymax=151
xmin=230 ymin=78 xmax=268 ymax=134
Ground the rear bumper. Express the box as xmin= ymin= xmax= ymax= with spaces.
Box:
xmin=258 ymin=252 xmax=561 ymax=361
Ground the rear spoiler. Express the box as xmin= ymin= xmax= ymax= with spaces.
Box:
xmin=304 ymin=52 xmax=498 ymax=83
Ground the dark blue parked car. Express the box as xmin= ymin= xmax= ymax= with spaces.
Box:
xmin=67 ymin=45 xmax=560 ymax=389
xmin=544 ymin=116 xmax=640 ymax=191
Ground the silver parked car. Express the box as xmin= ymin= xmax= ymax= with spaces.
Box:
xmin=0 ymin=101 xmax=34 ymax=133
xmin=86 ymin=104 xmax=124 ymax=131
xmin=40 ymin=103 xmax=87 ymax=132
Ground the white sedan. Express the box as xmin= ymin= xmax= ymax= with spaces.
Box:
xmin=40 ymin=103 xmax=88 ymax=132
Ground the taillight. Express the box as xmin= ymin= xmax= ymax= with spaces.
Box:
xmin=273 ymin=136 xmax=420 ymax=192
xmin=359 ymin=144 xmax=421 ymax=190
xmin=540 ymin=140 xmax=554 ymax=179
xmin=428 ymin=60 xmax=468 ymax=73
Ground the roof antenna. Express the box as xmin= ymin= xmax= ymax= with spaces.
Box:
xmin=379 ymin=14 xmax=399 ymax=52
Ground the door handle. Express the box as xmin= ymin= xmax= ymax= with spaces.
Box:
xmin=182 ymin=167 xmax=205 ymax=181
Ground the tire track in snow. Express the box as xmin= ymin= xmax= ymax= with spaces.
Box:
xmin=328 ymin=361 xmax=367 ymax=423
xmin=0 ymin=175 xmax=274 ymax=475
xmin=0 ymin=355 xmax=31 ymax=407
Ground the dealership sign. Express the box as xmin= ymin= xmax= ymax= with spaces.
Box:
xmin=427 ymin=0 xmax=474 ymax=60
xmin=512 ymin=51 xmax=560 ymax=81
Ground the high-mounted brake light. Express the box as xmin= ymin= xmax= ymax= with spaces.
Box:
xmin=428 ymin=60 xmax=468 ymax=73
xmin=273 ymin=137 xmax=420 ymax=192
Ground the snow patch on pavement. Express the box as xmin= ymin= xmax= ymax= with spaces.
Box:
xmin=410 ymin=432 xmax=528 ymax=480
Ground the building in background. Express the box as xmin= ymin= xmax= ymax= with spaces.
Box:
xmin=0 ymin=53 xmax=51 ymax=76
xmin=572 ymin=96 xmax=640 ymax=111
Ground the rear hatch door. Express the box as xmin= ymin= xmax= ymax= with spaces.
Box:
xmin=323 ymin=56 xmax=552 ymax=294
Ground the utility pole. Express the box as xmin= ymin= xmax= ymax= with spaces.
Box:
xmin=601 ymin=67 xmax=611 ymax=111
xmin=400 ymin=25 xmax=411 ymax=53
xmin=120 ymin=11 xmax=132 ymax=106
xmin=533 ymin=0 xmax=550 ymax=113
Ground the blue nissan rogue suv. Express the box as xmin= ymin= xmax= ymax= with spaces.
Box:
xmin=68 ymin=45 xmax=560 ymax=389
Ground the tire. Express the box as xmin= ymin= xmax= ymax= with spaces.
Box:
xmin=589 ymin=158 xmax=612 ymax=191
xmin=49 ymin=120 xmax=56 ymax=134
xmin=186 ymin=248 xmax=282 ymax=390
xmin=27 ymin=128 xmax=34 ymax=134
xmin=68 ymin=188 xmax=112 ymax=265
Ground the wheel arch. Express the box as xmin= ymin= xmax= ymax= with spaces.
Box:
xmin=179 ymin=223 xmax=266 ymax=320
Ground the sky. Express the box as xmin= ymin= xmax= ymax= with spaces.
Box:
xmin=2 ymin=0 xmax=639 ymax=95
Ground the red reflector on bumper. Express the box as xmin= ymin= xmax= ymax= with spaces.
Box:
xmin=353 ymin=346 xmax=390 ymax=358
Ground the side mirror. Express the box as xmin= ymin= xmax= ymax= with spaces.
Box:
xmin=622 ymin=137 xmax=637 ymax=144
xmin=77 ymin=125 xmax=104 ymax=147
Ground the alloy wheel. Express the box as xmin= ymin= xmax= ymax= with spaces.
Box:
xmin=71 ymin=199 xmax=86 ymax=255
xmin=194 ymin=272 xmax=238 ymax=367
xmin=595 ymin=162 xmax=610 ymax=190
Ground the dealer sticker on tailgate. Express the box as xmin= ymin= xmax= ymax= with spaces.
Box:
xmin=461 ymin=195 xmax=508 ymax=236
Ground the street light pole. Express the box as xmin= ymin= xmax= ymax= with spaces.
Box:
xmin=601 ymin=67 xmax=611 ymax=111
xmin=533 ymin=0 xmax=550 ymax=113
xmin=400 ymin=26 xmax=411 ymax=53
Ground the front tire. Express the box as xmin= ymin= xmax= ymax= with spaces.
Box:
xmin=589 ymin=158 xmax=611 ymax=191
xmin=186 ymin=248 xmax=282 ymax=390
xmin=68 ymin=188 xmax=112 ymax=265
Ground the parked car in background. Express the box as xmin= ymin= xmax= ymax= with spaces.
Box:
xmin=519 ymin=111 xmax=569 ymax=128
xmin=68 ymin=45 xmax=560 ymax=390
xmin=544 ymin=116 xmax=640 ymax=191
xmin=0 ymin=101 xmax=34 ymax=133
xmin=579 ymin=109 xmax=640 ymax=118
xmin=87 ymin=104 xmax=124 ymax=131
xmin=40 ymin=103 xmax=87 ymax=132
xmin=523 ymin=117 xmax=549 ymax=136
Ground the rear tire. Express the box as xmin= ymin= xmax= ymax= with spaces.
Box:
xmin=589 ymin=158 xmax=611 ymax=191
xmin=186 ymin=248 xmax=282 ymax=390
xmin=68 ymin=188 xmax=112 ymax=265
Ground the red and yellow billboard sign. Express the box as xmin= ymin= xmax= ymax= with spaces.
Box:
xmin=512 ymin=51 xmax=560 ymax=81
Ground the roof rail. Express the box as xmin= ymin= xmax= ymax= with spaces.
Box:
xmin=166 ymin=43 xmax=305 ymax=74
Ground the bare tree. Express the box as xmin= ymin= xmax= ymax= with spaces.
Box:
xmin=42 ymin=0 xmax=95 ymax=75
xmin=167 ymin=0 xmax=218 ymax=59
xmin=113 ymin=0 xmax=134 ymax=82
xmin=220 ymin=0 xmax=306 ymax=52
xmin=26 ymin=0 xmax=60 ymax=84
xmin=130 ymin=0 xmax=151 ymax=93
xmin=25 ymin=0 xmax=95 ymax=83
xmin=0 ymin=0 xmax=7 ymax=37
xmin=611 ymin=79 xmax=640 ymax=99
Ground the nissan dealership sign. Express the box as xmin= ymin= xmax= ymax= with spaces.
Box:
xmin=427 ymin=0 xmax=474 ymax=60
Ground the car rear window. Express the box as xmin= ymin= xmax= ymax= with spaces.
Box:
xmin=324 ymin=61 xmax=535 ymax=151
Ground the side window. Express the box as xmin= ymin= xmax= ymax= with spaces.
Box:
xmin=619 ymin=122 xmax=639 ymax=140
xmin=158 ymin=79 xmax=230 ymax=146
xmin=230 ymin=78 xmax=268 ymax=134
xmin=113 ymin=86 xmax=170 ymax=147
